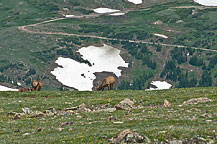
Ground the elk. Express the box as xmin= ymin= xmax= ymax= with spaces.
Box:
xmin=18 ymin=87 xmax=32 ymax=92
xmin=95 ymin=76 xmax=115 ymax=91
xmin=30 ymin=76 xmax=42 ymax=91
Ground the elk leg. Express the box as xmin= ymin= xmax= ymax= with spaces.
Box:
xmin=109 ymin=85 xmax=111 ymax=90
xmin=111 ymin=84 xmax=113 ymax=90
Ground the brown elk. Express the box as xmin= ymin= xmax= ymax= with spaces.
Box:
xmin=30 ymin=77 xmax=42 ymax=91
xmin=95 ymin=76 xmax=115 ymax=91
xmin=18 ymin=87 xmax=32 ymax=92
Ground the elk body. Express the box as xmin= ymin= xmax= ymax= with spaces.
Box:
xmin=30 ymin=77 xmax=42 ymax=91
xmin=96 ymin=76 xmax=115 ymax=91
xmin=18 ymin=88 xmax=32 ymax=92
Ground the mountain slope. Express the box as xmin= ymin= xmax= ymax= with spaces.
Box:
xmin=0 ymin=87 xmax=216 ymax=143
xmin=0 ymin=0 xmax=217 ymax=90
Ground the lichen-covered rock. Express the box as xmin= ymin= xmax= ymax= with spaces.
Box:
xmin=182 ymin=97 xmax=212 ymax=105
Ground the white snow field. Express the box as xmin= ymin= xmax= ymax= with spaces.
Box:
xmin=109 ymin=13 xmax=125 ymax=16
xmin=65 ymin=15 xmax=75 ymax=18
xmin=0 ymin=85 xmax=18 ymax=91
xmin=93 ymin=8 xmax=120 ymax=14
xmin=154 ymin=33 xmax=168 ymax=39
xmin=51 ymin=44 xmax=128 ymax=91
xmin=194 ymin=0 xmax=217 ymax=6
xmin=149 ymin=81 xmax=172 ymax=90
xmin=127 ymin=0 xmax=143 ymax=5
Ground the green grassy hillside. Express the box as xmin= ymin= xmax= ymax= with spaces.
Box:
xmin=0 ymin=0 xmax=217 ymax=90
xmin=0 ymin=88 xmax=216 ymax=143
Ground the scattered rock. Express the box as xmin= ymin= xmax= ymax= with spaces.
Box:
xmin=76 ymin=115 xmax=82 ymax=119
xmin=182 ymin=97 xmax=212 ymax=106
xmin=23 ymin=133 xmax=31 ymax=136
xmin=206 ymin=120 xmax=212 ymax=123
xmin=113 ymin=121 xmax=123 ymax=124
xmin=14 ymin=129 xmax=21 ymax=133
xmin=110 ymin=129 xmax=149 ymax=144
xmin=22 ymin=107 xmax=32 ymax=115
xmin=176 ymin=20 xmax=184 ymax=23
xmin=78 ymin=103 xmax=91 ymax=112
xmin=108 ymin=116 xmax=118 ymax=121
xmin=191 ymin=108 xmax=201 ymax=112
xmin=56 ymin=110 xmax=71 ymax=116
xmin=30 ymin=111 xmax=45 ymax=118
xmin=201 ymin=113 xmax=212 ymax=118
xmin=64 ymin=107 xmax=78 ymax=111
xmin=163 ymin=99 xmax=171 ymax=107
xmin=37 ymin=127 xmax=44 ymax=132
xmin=183 ymin=137 xmax=209 ymax=143
xmin=110 ymin=129 xmax=133 ymax=143
xmin=14 ymin=113 xmax=25 ymax=120
xmin=95 ymin=108 xmax=116 ymax=113
xmin=69 ymin=128 xmax=73 ymax=131
xmin=115 ymin=98 xmax=139 ymax=110
xmin=153 ymin=20 xmax=163 ymax=25
xmin=43 ymin=110 xmax=55 ymax=116
xmin=61 ymin=121 xmax=74 ymax=127
xmin=57 ymin=128 xmax=63 ymax=131
xmin=169 ymin=140 xmax=182 ymax=144
xmin=8 ymin=112 xmax=17 ymax=116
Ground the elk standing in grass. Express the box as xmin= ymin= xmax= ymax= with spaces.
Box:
xmin=30 ymin=76 xmax=42 ymax=91
xmin=18 ymin=87 xmax=32 ymax=92
xmin=96 ymin=76 xmax=115 ymax=91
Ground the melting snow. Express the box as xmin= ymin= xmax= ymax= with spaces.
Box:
xmin=65 ymin=15 xmax=75 ymax=18
xmin=149 ymin=81 xmax=172 ymax=90
xmin=127 ymin=0 xmax=143 ymax=5
xmin=17 ymin=82 xmax=22 ymax=86
xmin=51 ymin=44 xmax=128 ymax=91
xmin=154 ymin=33 xmax=168 ymax=39
xmin=0 ymin=85 xmax=18 ymax=91
xmin=109 ymin=13 xmax=125 ymax=16
xmin=194 ymin=0 xmax=217 ymax=6
xmin=93 ymin=8 xmax=120 ymax=14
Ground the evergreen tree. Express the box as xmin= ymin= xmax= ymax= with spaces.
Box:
xmin=199 ymin=71 xmax=212 ymax=87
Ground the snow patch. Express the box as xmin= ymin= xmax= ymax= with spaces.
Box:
xmin=109 ymin=13 xmax=125 ymax=16
xmin=154 ymin=33 xmax=168 ymax=39
xmin=51 ymin=44 xmax=128 ymax=91
xmin=149 ymin=81 xmax=172 ymax=90
xmin=93 ymin=8 xmax=120 ymax=14
xmin=0 ymin=85 xmax=18 ymax=91
xmin=127 ymin=0 xmax=143 ymax=5
xmin=65 ymin=15 xmax=75 ymax=18
xmin=17 ymin=82 xmax=22 ymax=86
xmin=194 ymin=0 xmax=217 ymax=6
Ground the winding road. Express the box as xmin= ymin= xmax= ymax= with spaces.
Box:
xmin=18 ymin=7 xmax=217 ymax=53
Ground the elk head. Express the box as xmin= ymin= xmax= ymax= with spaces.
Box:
xmin=95 ymin=76 xmax=115 ymax=91
xmin=30 ymin=76 xmax=42 ymax=91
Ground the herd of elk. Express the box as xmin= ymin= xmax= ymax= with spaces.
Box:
xmin=18 ymin=77 xmax=42 ymax=92
xmin=95 ymin=76 xmax=115 ymax=91
xmin=18 ymin=75 xmax=114 ymax=92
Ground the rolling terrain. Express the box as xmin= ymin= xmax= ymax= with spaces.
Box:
xmin=0 ymin=88 xmax=216 ymax=143
xmin=0 ymin=0 xmax=217 ymax=90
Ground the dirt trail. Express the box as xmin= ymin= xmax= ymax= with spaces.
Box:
xmin=173 ymin=6 xmax=217 ymax=9
xmin=18 ymin=7 xmax=217 ymax=53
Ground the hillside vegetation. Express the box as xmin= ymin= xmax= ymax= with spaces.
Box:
xmin=0 ymin=0 xmax=217 ymax=90
xmin=0 ymin=88 xmax=216 ymax=143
